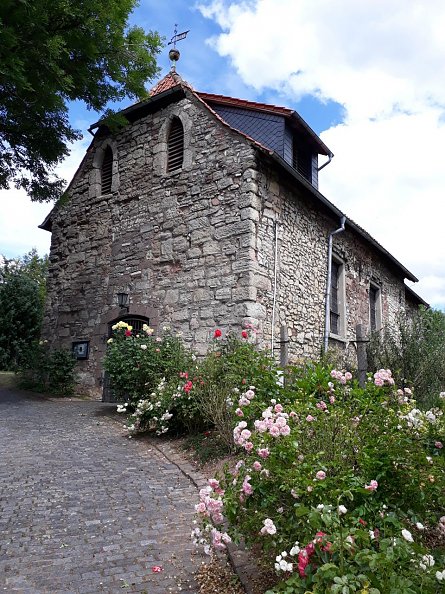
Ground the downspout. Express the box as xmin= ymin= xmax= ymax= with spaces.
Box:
xmin=323 ymin=216 xmax=346 ymax=354
xmin=271 ymin=218 xmax=279 ymax=358
xmin=317 ymin=152 xmax=333 ymax=172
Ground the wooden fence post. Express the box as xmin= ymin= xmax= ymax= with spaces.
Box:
xmin=280 ymin=325 xmax=289 ymax=368
xmin=356 ymin=323 xmax=368 ymax=388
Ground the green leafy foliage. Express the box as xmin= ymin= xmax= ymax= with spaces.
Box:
xmin=0 ymin=0 xmax=162 ymax=201
xmin=367 ymin=307 xmax=445 ymax=409
xmin=0 ymin=250 xmax=48 ymax=369
xmin=18 ymin=342 xmax=76 ymax=395
xmin=191 ymin=333 xmax=280 ymax=448
xmin=103 ymin=322 xmax=193 ymax=403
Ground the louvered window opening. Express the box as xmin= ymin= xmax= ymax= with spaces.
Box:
xmin=369 ymin=286 xmax=378 ymax=332
xmin=167 ymin=119 xmax=184 ymax=172
xmin=330 ymin=261 xmax=340 ymax=335
xmin=101 ymin=146 xmax=113 ymax=194
xmin=292 ymin=138 xmax=313 ymax=183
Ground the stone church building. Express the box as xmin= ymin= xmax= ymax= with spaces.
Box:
xmin=40 ymin=69 xmax=425 ymax=397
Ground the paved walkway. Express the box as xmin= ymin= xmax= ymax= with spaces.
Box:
xmin=0 ymin=388 xmax=206 ymax=594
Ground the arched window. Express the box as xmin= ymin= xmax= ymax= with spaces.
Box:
xmin=101 ymin=146 xmax=113 ymax=194
xmin=167 ymin=117 xmax=184 ymax=172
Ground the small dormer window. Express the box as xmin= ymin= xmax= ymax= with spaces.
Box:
xmin=101 ymin=146 xmax=113 ymax=194
xmin=167 ymin=117 xmax=184 ymax=172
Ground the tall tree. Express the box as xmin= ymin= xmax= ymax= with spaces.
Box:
xmin=0 ymin=249 xmax=48 ymax=369
xmin=0 ymin=0 xmax=162 ymax=201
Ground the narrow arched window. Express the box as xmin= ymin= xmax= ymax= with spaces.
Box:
xmin=101 ymin=146 xmax=113 ymax=194
xmin=167 ymin=117 xmax=184 ymax=172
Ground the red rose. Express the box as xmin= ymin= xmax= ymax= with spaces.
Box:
xmin=214 ymin=329 xmax=222 ymax=338
xmin=241 ymin=330 xmax=248 ymax=339
xmin=125 ymin=330 xmax=132 ymax=337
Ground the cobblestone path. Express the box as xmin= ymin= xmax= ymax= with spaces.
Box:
xmin=0 ymin=388 xmax=205 ymax=594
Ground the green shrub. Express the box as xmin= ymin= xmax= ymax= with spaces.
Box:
xmin=191 ymin=332 xmax=281 ymax=448
xmin=0 ymin=250 xmax=48 ymax=370
xmin=18 ymin=341 xmax=76 ymax=395
xmin=367 ymin=307 xmax=445 ymax=409
xmin=103 ymin=322 xmax=193 ymax=404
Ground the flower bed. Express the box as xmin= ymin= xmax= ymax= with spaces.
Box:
xmin=104 ymin=325 xmax=445 ymax=591
xmin=194 ymin=364 xmax=445 ymax=593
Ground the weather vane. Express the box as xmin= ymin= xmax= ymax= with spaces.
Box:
xmin=168 ymin=25 xmax=189 ymax=68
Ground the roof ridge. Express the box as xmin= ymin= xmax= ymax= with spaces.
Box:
xmin=197 ymin=91 xmax=294 ymax=115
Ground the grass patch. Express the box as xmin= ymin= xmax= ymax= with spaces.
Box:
xmin=0 ymin=371 xmax=17 ymax=389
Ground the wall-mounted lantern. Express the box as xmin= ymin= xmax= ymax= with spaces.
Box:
xmin=117 ymin=292 xmax=130 ymax=312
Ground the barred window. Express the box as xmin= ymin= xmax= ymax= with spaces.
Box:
xmin=167 ymin=117 xmax=184 ymax=172
xmin=101 ymin=146 xmax=113 ymax=194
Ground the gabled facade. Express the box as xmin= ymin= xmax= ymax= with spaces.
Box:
xmin=40 ymin=71 xmax=423 ymax=397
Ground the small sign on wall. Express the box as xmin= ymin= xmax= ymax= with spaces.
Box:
xmin=72 ymin=341 xmax=89 ymax=360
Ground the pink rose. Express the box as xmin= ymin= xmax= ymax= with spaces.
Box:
xmin=258 ymin=448 xmax=270 ymax=459
xmin=306 ymin=415 xmax=316 ymax=422
xmin=365 ymin=479 xmax=378 ymax=491
xmin=269 ymin=425 xmax=280 ymax=437
xmin=315 ymin=470 xmax=326 ymax=480
xmin=435 ymin=441 xmax=443 ymax=449
xmin=252 ymin=461 xmax=262 ymax=471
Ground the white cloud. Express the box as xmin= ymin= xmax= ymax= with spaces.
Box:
xmin=199 ymin=0 xmax=445 ymax=308
xmin=0 ymin=137 xmax=89 ymax=259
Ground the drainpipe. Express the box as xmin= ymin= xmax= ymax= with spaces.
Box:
xmin=271 ymin=218 xmax=279 ymax=358
xmin=317 ymin=152 xmax=333 ymax=172
xmin=323 ymin=216 xmax=346 ymax=354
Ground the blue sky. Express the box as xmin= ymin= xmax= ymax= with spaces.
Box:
xmin=1 ymin=0 xmax=445 ymax=309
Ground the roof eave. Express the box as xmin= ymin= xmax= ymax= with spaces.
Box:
xmin=289 ymin=111 xmax=332 ymax=156
xmin=88 ymin=86 xmax=185 ymax=132
xmin=405 ymin=284 xmax=429 ymax=307
xmin=38 ymin=212 xmax=53 ymax=232
xmin=264 ymin=151 xmax=418 ymax=283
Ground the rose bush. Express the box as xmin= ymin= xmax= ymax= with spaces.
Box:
xmin=103 ymin=322 xmax=193 ymax=405
xmin=110 ymin=325 xmax=280 ymax=439
xmin=194 ymin=363 xmax=445 ymax=593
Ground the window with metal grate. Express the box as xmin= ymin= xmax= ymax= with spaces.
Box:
xmin=101 ymin=146 xmax=113 ymax=194
xmin=167 ymin=118 xmax=184 ymax=172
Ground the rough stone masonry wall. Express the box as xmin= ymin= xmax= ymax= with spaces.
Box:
xmin=250 ymin=160 xmax=408 ymax=366
xmin=42 ymin=93 xmax=260 ymax=396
